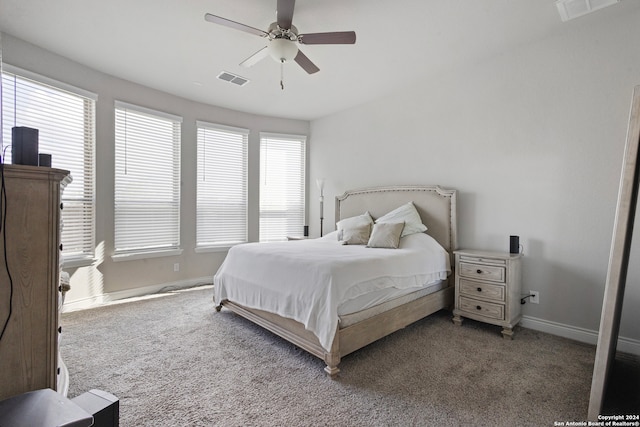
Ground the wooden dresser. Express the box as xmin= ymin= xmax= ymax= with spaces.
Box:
xmin=452 ymin=249 xmax=523 ymax=339
xmin=0 ymin=164 xmax=70 ymax=400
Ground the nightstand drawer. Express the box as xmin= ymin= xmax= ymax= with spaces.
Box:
xmin=459 ymin=262 xmax=505 ymax=283
xmin=459 ymin=279 xmax=505 ymax=302
xmin=459 ymin=297 xmax=504 ymax=320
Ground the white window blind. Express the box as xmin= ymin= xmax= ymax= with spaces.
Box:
xmin=196 ymin=121 xmax=248 ymax=249
xmin=1 ymin=66 xmax=96 ymax=263
xmin=259 ymin=132 xmax=306 ymax=242
xmin=114 ymin=101 xmax=181 ymax=255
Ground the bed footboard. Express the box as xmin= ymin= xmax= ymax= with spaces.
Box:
xmin=215 ymin=285 xmax=453 ymax=377
xmin=338 ymin=285 xmax=453 ymax=356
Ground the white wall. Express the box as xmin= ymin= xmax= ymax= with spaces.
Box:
xmin=2 ymin=34 xmax=309 ymax=306
xmin=309 ymin=5 xmax=640 ymax=346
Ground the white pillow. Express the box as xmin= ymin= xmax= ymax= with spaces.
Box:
xmin=341 ymin=223 xmax=371 ymax=245
xmin=375 ymin=202 xmax=427 ymax=237
xmin=336 ymin=212 xmax=374 ymax=240
xmin=367 ymin=222 xmax=405 ymax=249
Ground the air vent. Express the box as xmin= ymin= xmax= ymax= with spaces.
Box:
xmin=555 ymin=0 xmax=619 ymax=22
xmin=217 ymin=71 xmax=250 ymax=87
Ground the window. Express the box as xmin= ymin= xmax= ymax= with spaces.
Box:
xmin=196 ymin=121 xmax=248 ymax=250
xmin=1 ymin=65 xmax=96 ymax=265
xmin=113 ymin=101 xmax=181 ymax=259
xmin=259 ymin=133 xmax=306 ymax=242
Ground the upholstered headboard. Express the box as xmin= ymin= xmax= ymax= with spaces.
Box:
xmin=335 ymin=185 xmax=458 ymax=266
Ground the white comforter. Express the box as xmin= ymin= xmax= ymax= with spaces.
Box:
xmin=213 ymin=232 xmax=450 ymax=352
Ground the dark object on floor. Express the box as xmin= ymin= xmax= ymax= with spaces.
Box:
xmin=0 ymin=388 xmax=93 ymax=427
xmin=602 ymin=352 xmax=640 ymax=415
xmin=72 ymin=389 xmax=120 ymax=427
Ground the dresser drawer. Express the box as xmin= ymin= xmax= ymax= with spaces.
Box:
xmin=459 ymin=297 xmax=505 ymax=320
xmin=459 ymin=278 xmax=505 ymax=302
xmin=459 ymin=262 xmax=505 ymax=283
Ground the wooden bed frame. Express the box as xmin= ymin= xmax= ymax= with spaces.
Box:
xmin=215 ymin=185 xmax=458 ymax=376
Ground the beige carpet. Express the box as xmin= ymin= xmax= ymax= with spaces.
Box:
xmin=59 ymin=285 xmax=635 ymax=426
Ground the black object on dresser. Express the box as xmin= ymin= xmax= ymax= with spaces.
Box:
xmin=11 ymin=126 xmax=39 ymax=166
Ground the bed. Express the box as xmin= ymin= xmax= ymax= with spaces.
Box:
xmin=213 ymin=185 xmax=457 ymax=376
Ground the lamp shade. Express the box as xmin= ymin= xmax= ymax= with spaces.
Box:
xmin=268 ymin=38 xmax=298 ymax=62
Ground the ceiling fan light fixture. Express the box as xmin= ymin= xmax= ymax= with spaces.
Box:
xmin=268 ymin=38 xmax=298 ymax=62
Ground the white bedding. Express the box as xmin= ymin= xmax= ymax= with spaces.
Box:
xmin=213 ymin=231 xmax=451 ymax=352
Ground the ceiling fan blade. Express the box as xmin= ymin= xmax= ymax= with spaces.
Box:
xmin=294 ymin=50 xmax=319 ymax=74
xmin=299 ymin=31 xmax=356 ymax=45
xmin=277 ymin=0 xmax=295 ymax=29
xmin=204 ymin=13 xmax=268 ymax=37
xmin=239 ymin=46 xmax=269 ymax=68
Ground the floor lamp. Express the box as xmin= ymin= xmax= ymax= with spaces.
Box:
xmin=317 ymin=178 xmax=325 ymax=237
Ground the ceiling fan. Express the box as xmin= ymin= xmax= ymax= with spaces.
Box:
xmin=205 ymin=0 xmax=356 ymax=88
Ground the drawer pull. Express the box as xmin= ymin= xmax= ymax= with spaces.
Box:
xmin=476 ymin=305 xmax=482 ymax=310
xmin=477 ymin=287 xmax=482 ymax=292
xmin=59 ymin=244 xmax=63 ymax=251
xmin=476 ymin=269 xmax=482 ymax=274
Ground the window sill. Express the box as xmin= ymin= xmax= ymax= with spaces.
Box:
xmin=111 ymin=248 xmax=183 ymax=262
xmin=62 ymin=256 xmax=96 ymax=269
xmin=195 ymin=244 xmax=245 ymax=254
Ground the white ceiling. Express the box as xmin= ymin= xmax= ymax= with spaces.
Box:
xmin=0 ymin=0 xmax=623 ymax=120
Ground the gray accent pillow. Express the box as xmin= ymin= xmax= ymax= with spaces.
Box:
xmin=367 ymin=222 xmax=405 ymax=249
xmin=337 ymin=211 xmax=373 ymax=240
xmin=341 ymin=224 xmax=371 ymax=245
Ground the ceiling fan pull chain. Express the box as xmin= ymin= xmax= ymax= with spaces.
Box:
xmin=280 ymin=60 xmax=285 ymax=90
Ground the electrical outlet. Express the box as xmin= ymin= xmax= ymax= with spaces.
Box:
xmin=530 ymin=291 xmax=539 ymax=304
xmin=173 ymin=263 xmax=180 ymax=272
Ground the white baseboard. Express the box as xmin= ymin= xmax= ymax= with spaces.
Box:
xmin=521 ymin=315 xmax=640 ymax=356
xmin=62 ymin=277 xmax=213 ymax=313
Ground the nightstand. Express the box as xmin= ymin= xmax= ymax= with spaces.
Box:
xmin=452 ymin=249 xmax=523 ymax=339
